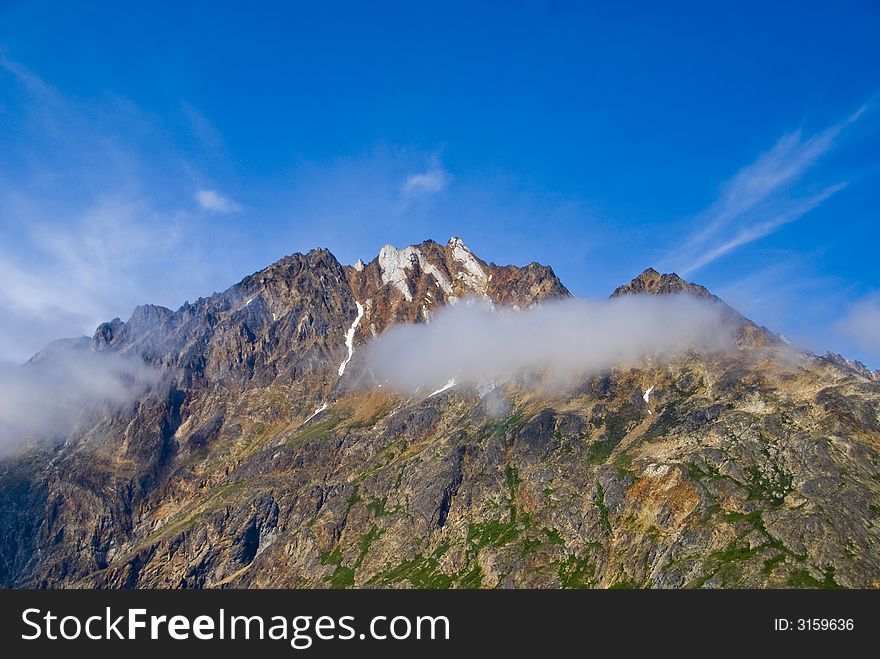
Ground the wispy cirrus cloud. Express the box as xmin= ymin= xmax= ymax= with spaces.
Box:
xmin=685 ymin=182 xmax=847 ymax=273
xmin=0 ymin=57 xmax=246 ymax=362
xmin=670 ymin=106 xmax=866 ymax=276
xmin=195 ymin=188 xmax=242 ymax=213
xmin=0 ymin=190 xmax=217 ymax=363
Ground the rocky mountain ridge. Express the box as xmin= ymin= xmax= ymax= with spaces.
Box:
xmin=1 ymin=237 xmax=879 ymax=589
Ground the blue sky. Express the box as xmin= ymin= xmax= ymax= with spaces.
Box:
xmin=1 ymin=0 xmax=879 ymax=365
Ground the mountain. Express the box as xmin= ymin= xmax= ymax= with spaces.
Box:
xmin=610 ymin=267 xmax=714 ymax=299
xmin=1 ymin=238 xmax=879 ymax=589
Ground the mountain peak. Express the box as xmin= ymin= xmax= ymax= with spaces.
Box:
xmin=347 ymin=237 xmax=569 ymax=330
xmin=610 ymin=267 xmax=714 ymax=300
xmin=446 ymin=235 xmax=469 ymax=250
xmin=611 ymin=267 xmax=783 ymax=349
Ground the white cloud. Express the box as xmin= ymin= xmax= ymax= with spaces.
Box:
xmin=684 ymin=183 xmax=846 ymax=273
xmin=671 ymin=106 xmax=865 ymax=275
xmin=365 ymin=295 xmax=733 ymax=393
xmin=0 ymin=196 xmax=192 ymax=362
xmin=195 ymin=188 xmax=242 ymax=213
xmin=0 ymin=57 xmax=247 ymax=363
xmin=401 ymin=161 xmax=450 ymax=197
xmin=839 ymin=295 xmax=880 ymax=359
xmin=0 ymin=350 xmax=160 ymax=453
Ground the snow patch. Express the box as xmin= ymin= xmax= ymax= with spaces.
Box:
xmin=429 ymin=378 xmax=457 ymax=397
xmin=338 ymin=301 xmax=365 ymax=377
xmin=304 ymin=402 xmax=328 ymax=423
xmin=377 ymin=244 xmax=454 ymax=300
xmin=448 ymin=236 xmax=487 ymax=293
xmin=423 ymin=262 xmax=453 ymax=295
xmin=643 ymin=385 xmax=654 ymax=403
xmin=353 ymin=258 xmax=365 ymax=272
xmin=378 ymin=245 xmax=418 ymax=300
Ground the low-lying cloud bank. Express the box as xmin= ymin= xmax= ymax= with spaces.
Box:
xmin=0 ymin=349 xmax=159 ymax=454
xmin=365 ymin=295 xmax=734 ymax=393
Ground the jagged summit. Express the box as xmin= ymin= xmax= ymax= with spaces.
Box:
xmin=610 ymin=267 xmax=715 ymax=300
xmin=609 ymin=267 xmax=781 ymax=348
xmin=71 ymin=248 xmax=777 ymax=377
xmin=78 ymin=250 xmax=776 ymax=375
xmin=366 ymin=236 xmax=493 ymax=304
xmin=75 ymin=238 xmax=569 ymax=395
xmin=345 ymin=237 xmax=569 ymax=330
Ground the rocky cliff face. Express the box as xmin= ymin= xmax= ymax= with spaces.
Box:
xmin=1 ymin=238 xmax=879 ymax=589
